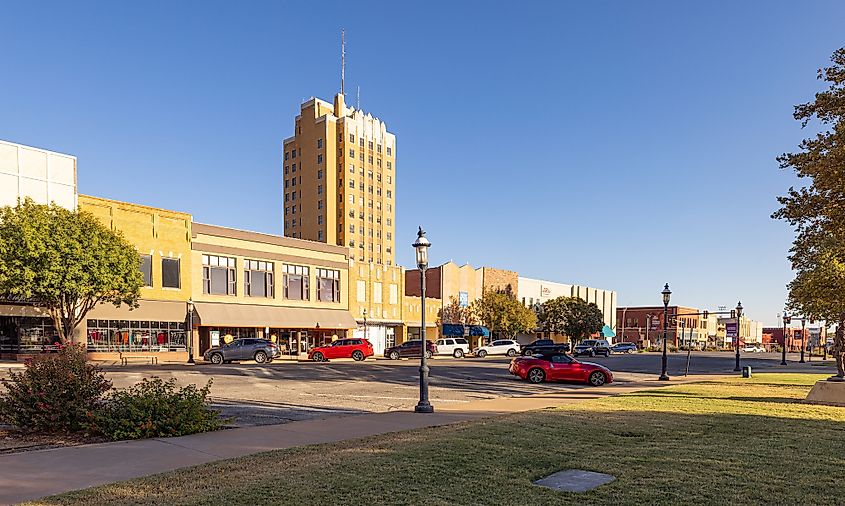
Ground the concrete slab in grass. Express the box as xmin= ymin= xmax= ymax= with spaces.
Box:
xmin=534 ymin=469 xmax=615 ymax=493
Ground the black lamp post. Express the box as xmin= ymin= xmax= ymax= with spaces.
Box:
xmin=187 ymin=298 xmax=195 ymax=364
xmin=734 ymin=301 xmax=743 ymax=372
xmin=781 ymin=312 xmax=790 ymax=366
xmin=413 ymin=227 xmax=433 ymax=413
xmin=659 ymin=283 xmax=671 ymax=381
xmin=800 ymin=317 xmax=806 ymax=363
xmin=363 ymin=308 xmax=368 ymax=343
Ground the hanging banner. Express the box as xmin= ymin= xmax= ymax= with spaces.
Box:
xmin=726 ymin=322 xmax=738 ymax=338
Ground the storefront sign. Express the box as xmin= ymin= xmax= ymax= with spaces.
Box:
xmin=210 ymin=330 xmax=220 ymax=347
xmin=459 ymin=291 xmax=468 ymax=307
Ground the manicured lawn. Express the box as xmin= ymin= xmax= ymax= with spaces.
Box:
xmin=33 ymin=374 xmax=845 ymax=505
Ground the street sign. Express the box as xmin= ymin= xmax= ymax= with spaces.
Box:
xmin=726 ymin=322 xmax=738 ymax=338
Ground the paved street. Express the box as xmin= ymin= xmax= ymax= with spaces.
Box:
xmin=46 ymin=350 xmax=831 ymax=426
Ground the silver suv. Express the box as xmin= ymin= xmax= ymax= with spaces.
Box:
xmin=204 ymin=338 xmax=281 ymax=364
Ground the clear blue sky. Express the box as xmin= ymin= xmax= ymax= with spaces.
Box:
xmin=2 ymin=1 xmax=843 ymax=326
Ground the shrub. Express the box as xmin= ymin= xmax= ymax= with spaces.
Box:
xmin=0 ymin=344 xmax=111 ymax=432
xmin=94 ymin=377 xmax=222 ymax=440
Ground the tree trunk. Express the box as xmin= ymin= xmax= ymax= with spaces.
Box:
xmin=834 ymin=312 xmax=845 ymax=379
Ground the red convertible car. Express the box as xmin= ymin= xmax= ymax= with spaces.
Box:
xmin=509 ymin=353 xmax=613 ymax=386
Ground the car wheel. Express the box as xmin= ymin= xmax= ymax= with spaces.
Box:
xmin=627 ymin=349 xmax=634 ymax=354
xmin=603 ymin=351 xmax=610 ymax=357
xmin=589 ymin=350 xmax=595 ymax=357
xmin=254 ymin=351 xmax=268 ymax=364
xmin=312 ymin=352 xmax=325 ymax=362
xmin=424 ymin=350 xmax=432 ymax=359
xmin=389 ymin=351 xmax=400 ymax=360
xmin=477 ymin=349 xmax=488 ymax=358
xmin=352 ymin=350 xmax=364 ymax=361
xmin=589 ymin=371 xmax=607 ymax=387
xmin=453 ymin=349 xmax=464 ymax=358
xmin=506 ymin=349 xmax=517 ymax=357
xmin=527 ymin=368 xmax=546 ymax=384
xmin=210 ymin=353 xmax=224 ymax=365
xmin=521 ymin=349 xmax=529 ymax=356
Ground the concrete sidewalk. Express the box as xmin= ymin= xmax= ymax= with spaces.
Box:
xmin=0 ymin=376 xmax=713 ymax=504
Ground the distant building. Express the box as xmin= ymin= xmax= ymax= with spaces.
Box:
xmin=518 ymin=277 xmax=617 ymax=331
xmin=616 ymin=306 xmax=703 ymax=348
xmin=0 ymin=139 xmax=77 ymax=210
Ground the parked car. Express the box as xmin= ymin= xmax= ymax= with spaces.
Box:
xmin=308 ymin=338 xmax=374 ymax=362
xmin=743 ymin=345 xmax=764 ymax=353
xmin=474 ymin=339 xmax=521 ymax=358
xmin=611 ymin=342 xmax=638 ymax=354
xmin=204 ymin=338 xmax=280 ymax=364
xmin=435 ymin=337 xmax=470 ymax=358
xmin=509 ymin=353 xmax=613 ymax=386
xmin=384 ymin=340 xmax=438 ymax=360
xmin=573 ymin=339 xmax=611 ymax=357
xmin=521 ymin=339 xmax=570 ymax=356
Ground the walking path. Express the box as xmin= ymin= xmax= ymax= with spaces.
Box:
xmin=0 ymin=375 xmax=717 ymax=505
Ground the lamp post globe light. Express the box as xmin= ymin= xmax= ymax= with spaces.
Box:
xmin=187 ymin=298 xmax=195 ymax=364
xmin=734 ymin=301 xmax=743 ymax=372
xmin=659 ymin=283 xmax=671 ymax=381
xmin=781 ymin=312 xmax=790 ymax=366
xmin=413 ymin=227 xmax=434 ymax=414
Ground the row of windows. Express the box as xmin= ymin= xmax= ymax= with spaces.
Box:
xmin=284 ymin=163 xmax=297 ymax=174
xmin=139 ymin=255 xmax=181 ymax=289
xmin=284 ymin=149 xmax=297 ymax=160
xmin=345 ymin=150 xmax=392 ymax=169
xmin=341 ymin=167 xmax=393 ymax=184
xmin=200 ymin=255 xmax=340 ymax=302
xmin=344 ymin=133 xmax=393 ymax=156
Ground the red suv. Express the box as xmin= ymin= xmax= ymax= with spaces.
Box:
xmin=308 ymin=338 xmax=374 ymax=362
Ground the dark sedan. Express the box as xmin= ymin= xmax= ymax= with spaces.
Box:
xmin=204 ymin=338 xmax=280 ymax=364
xmin=384 ymin=340 xmax=437 ymax=360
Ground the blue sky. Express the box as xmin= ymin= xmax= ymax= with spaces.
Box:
xmin=2 ymin=1 xmax=843 ymax=325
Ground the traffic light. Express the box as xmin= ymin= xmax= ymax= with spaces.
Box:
xmin=703 ymin=310 xmax=709 ymax=319
xmin=730 ymin=310 xmax=736 ymax=319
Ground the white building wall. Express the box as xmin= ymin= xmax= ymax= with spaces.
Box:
xmin=517 ymin=276 xmax=618 ymax=331
xmin=0 ymin=140 xmax=77 ymax=210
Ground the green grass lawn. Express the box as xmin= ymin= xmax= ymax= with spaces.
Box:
xmin=33 ymin=374 xmax=845 ymax=506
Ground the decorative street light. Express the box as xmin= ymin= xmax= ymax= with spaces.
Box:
xmin=363 ymin=308 xmax=368 ymax=344
xmin=187 ymin=298 xmax=195 ymax=364
xmin=734 ymin=301 xmax=743 ymax=372
xmin=413 ymin=227 xmax=433 ymax=413
xmin=800 ymin=316 xmax=806 ymax=363
xmin=659 ymin=283 xmax=671 ymax=381
xmin=781 ymin=312 xmax=791 ymax=366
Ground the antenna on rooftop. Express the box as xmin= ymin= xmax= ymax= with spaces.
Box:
xmin=357 ymin=85 xmax=360 ymax=110
xmin=341 ymin=29 xmax=346 ymax=95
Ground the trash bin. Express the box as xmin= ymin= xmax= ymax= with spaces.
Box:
xmin=742 ymin=366 xmax=752 ymax=378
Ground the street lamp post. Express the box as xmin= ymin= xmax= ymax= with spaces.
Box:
xmin=413 ymin=227 xmax=433 ymax=414
xmin=187 ymin=298 xmax=195 ymax=364
xmin=800 ymin=317 xmax=806 ymax=363
xmin=363 ymin=308 xmax=368 ymax=344
xmin=659 ymin=284 xmax=671 ymax=381
xmin=734 ymin=301 xmax=743 ymax=372
xmin=781 ymin=312 xmax=790 ymax=366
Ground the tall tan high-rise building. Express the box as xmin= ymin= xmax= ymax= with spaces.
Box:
xmin=282 ymin=93 xmax=396 ymax=266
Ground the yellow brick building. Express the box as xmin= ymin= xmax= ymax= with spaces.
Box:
xmin=78 ymin=194 xmax=193 ymax=361
xmin=347 ymin=260 xmax=404 ymax=354
xmin=282 ymin=93 xmax=397 ymax=266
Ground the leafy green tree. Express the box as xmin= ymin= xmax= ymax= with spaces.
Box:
xmin=540 ymin=296 xmax=604 ymax=343
xmin=436 ymin=295 xmax=478 ymax=327
xmin=0 ymin=199 xmax=143 ymax=343
xmin=773 ymin=48 xmax=845 ymax=379
xmin=471 ymin=290 xmax=537 ymax=339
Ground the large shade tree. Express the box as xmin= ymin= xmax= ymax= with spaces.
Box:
xmin=773 ymin=48 xmax=845 ymax=379
xmin=471 ymin=291 xmax=537 ymax=339
xmin=436 ymin=295 xmax=478 ymax=327
xmin=0 ymin=199 xmax=143 ymax=343
xmin=539 ymin=296 xmax=604 ymax=343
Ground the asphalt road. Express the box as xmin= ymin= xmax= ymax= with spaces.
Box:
xmin=2 ymin=351 xmax=835 ymax=427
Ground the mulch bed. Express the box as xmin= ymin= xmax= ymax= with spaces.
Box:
xmin=0 ymin=426 xmax=108 ymax=454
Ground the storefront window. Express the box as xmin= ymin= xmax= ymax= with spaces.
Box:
xmin=0 ymin=317 xmax=58 ymax=352
xmin=86 ymin=319 xmax=186 ymax=352
xmin=316 ymin=268 xmax=341 ymax=302
xmin=162 ymin=258 xmax=181 ymax=288
xmin=245 ymin=260 xmax=274 ymax=298
xmin=203 ymin=255 xmax=236 ymax=295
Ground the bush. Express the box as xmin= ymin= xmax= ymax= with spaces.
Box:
xmin=0 ymin=344 xmax=111 ymax=432
xmin=94 ymin=377 xmax=222 ymax=440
